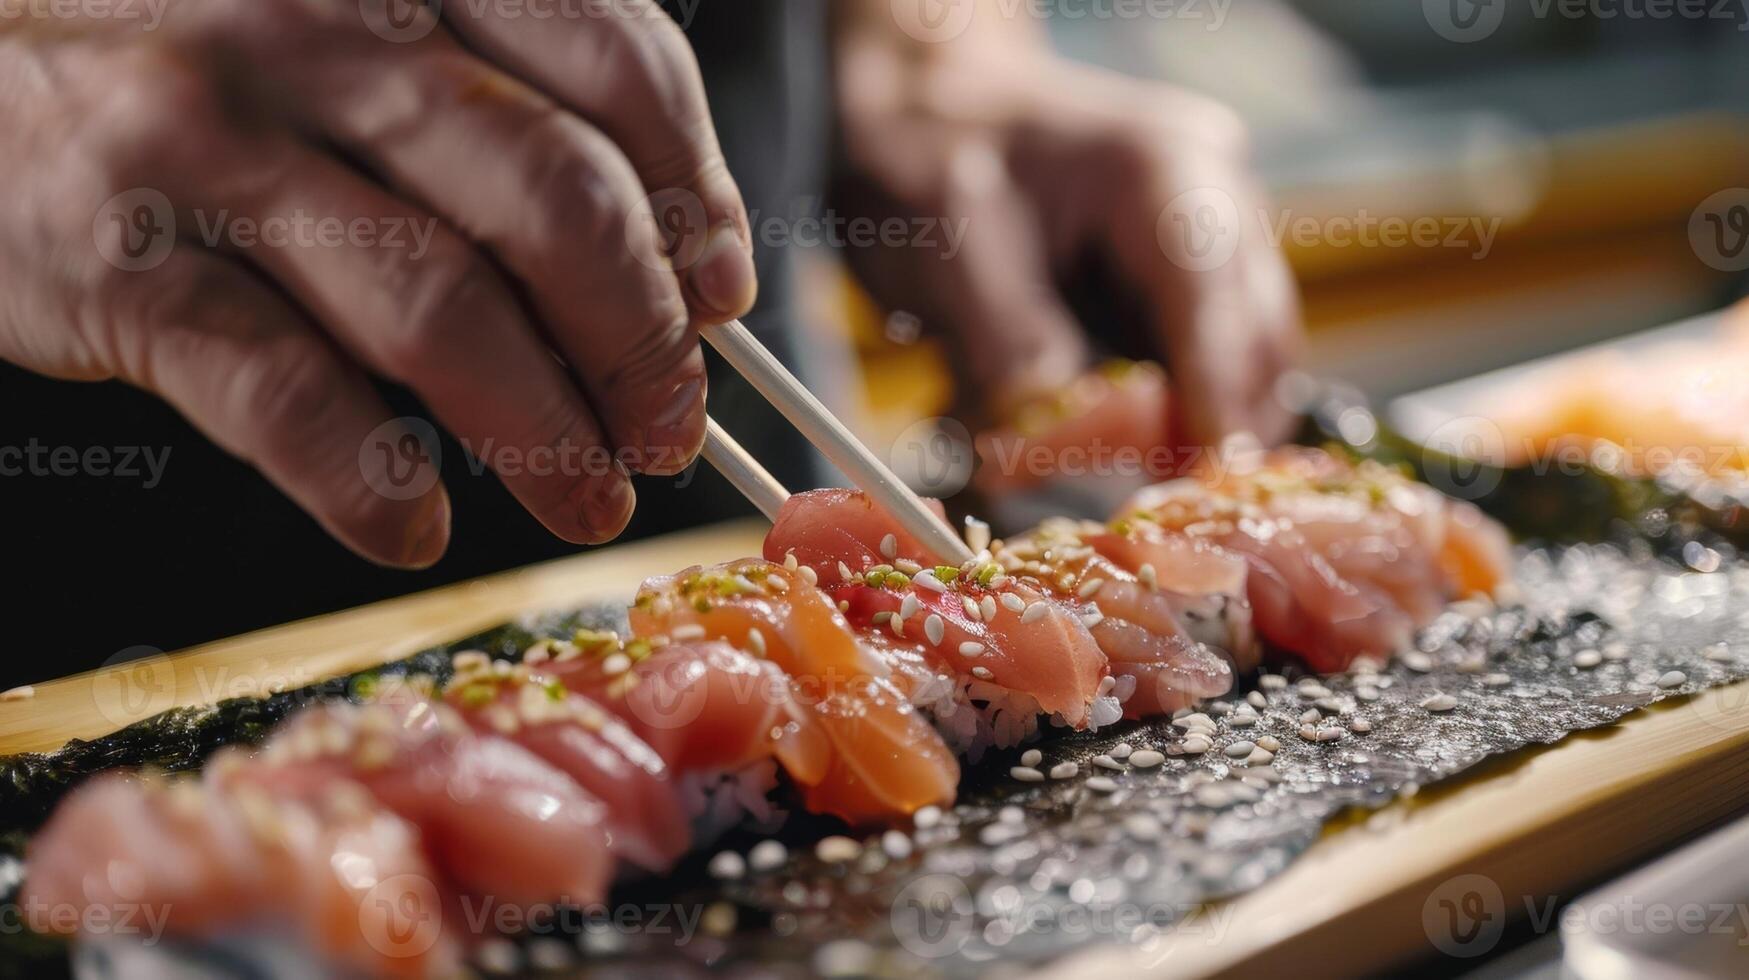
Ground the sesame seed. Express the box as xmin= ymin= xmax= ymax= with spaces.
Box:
xmin=1022 ymin=602 xmax=1049 ymax=624
xmin=959 ymin=641 xmax=986 ymax=657
xmin=745 ymin=840 xmax=787 ymax=868
xmin=880 ymin=534 xmax=898 ymax=560
xmin=1138 ymin=563 xmax=1157 ymax=589
xmin=815 ymin=836 xmax=862 ymax=863
xmin=1421 ymin=693 xmax=1458 ymax=712
xmin=1247 ymin=691 xmax=1267 ymax=709
xmin=881 ymin=829 xmax=914 ymax=860
xmin=746 ymin=628 xmax=767 ymax=657
xmin=1021 ymin=748 xmax=1042 ymax=767
xmin=1080 ymin=606 xmax=1105 ymax=629
xmin=1574 ymin=649 xmax=1602 ymax=669
xmin=708 ymin=851 xmax=746 ymax=880
xmin=895 ymin=559 xmax=923 ymax=575
xmin=1000 ymin=593 xmax=1027 ymax=613
xmin=1259 ymin=674 xmax=1287 ymax=690
xmin=798 ymin=565 xmax=818 ymax=587
xmin=784 ymin=551 xmax=799 ymax=571
xmin=601 ymin=653 xmax=632 ymax=676
xmin=1111 ymin=742 xmax=1134 ymax=759
xmin=1246 ymin=748 xmax=1274 ymax=766
xmin=1077 ymin=578 xmax=1105 ymax=599
xmin=671 ymin=624 xmax=706 ymax=640
xmin=1482 ymin=673 xmax=1511 ymax=687
xmin=838 ymin=600 xmax=850 ymax=613
xmin=914 ymin=571 xmax=947 ymax=594
xmin=980 ymin=596 xmax=998 ymax=620
xmin=1050 ymin=762 xmax=1079 ymax=779
xmin=1179 ymin=736 xmax=1211 ymax=755
xmin=1093 ymin=754 xmax=1123 ymax=771
xmin=971 ymin=666 xmax=994 ymax=679
xmin=1705 ymin=643 xmax=1733 ymax=662
xmin=1086 ymin=776 xmax=1119 ymax=793
xmin=912 ymin=806 xmax=942 ymax=829
xmin=924 ymin=614 xmax=946 ymax=646
xmin=1129 ymin=749 xmax=1166 ymax=768
xmin=962 ymin=596 xmax=981 ymax=620
xmin=1223 ymin=741 xmax=1256 ymax=759
xmin=1300 ymin=708 xmax=1321 ymax=725
xmin=1011 ymin=766 xmax=1044 ymax=782
xmin=872 ymin=611 xmax=893 ymax=625
xmin=838 ymin=561 xmax=853 ymax=581
xmin=963 ymin=517 xmax=991 ymax=553
xmin=1401 ymin=652 xmax=1435 ymax=673
xmin=1657 ymin=670 xmax=1688 ymax=689
xmin=899 ymin=594 xmax=921 ymax=620
xmin=1349 ymin=718 xmax=1372 ymax=734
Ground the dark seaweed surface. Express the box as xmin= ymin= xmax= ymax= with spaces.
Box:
xmin=4 ymin=542 xmax=1749 ymax=979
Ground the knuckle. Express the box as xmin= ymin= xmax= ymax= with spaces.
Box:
xmin=599 ymin=310 xmax=693 ymax=390
xmin=374 ymin=243 xmax=499 ymax=378
xmin=510 ymin=111 xmax=641 ymax=264
xmin=230 ymin=340 xmax=346 ymax=453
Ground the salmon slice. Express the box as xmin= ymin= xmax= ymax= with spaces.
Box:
xmin=438 ymin=654 xmax=690 ymax=873
xmin=1118 ymin=447 xmax=1514 ymax=672
xmin=973 ymin=360 xmax=1174 ymax=494
xmin=230 ymin=693 xmax=613 ymax=910
xmin=23 ymin=770 xmax=457 ymax=979
xmin=766 ymin=490 xmax=1110 ymax=727
xmin=537 ymin=635 xmax=831 ymax=783
xmin=631 ymin=559 xmax=958 ymax=825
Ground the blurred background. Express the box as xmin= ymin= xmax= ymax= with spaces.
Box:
xmin=808 ymin=0 xmax=1749 ymax=457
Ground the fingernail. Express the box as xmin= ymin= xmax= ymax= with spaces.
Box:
xmin=404 ymin=489 xmax=450 ymax=568
xmin=642 ymin=376 xmax=706 ymax=475
xmin=579 ymin=466 xmax=635 ymax=542
xmin=688 ymin=222 xmax=757 ymax=318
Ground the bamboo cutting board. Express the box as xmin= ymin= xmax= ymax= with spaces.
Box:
xmin=3 ymin=517 xmax=1747 ymax=977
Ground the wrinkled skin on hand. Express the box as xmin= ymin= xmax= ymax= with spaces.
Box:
xmin=834 ymin=5 xmax=1302 ymax=452
xmin=0 ymin=0 xmax=758 ymax=565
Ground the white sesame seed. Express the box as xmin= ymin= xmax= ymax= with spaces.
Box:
xmin=1657 ymin=670 xmax=1688 ymax=689
xmin=1246 ymin=691 xmax=1267 ymax=709
xmin=1482 ymin=673 xmax=1511 ymax=687
xmin=963 ymin=517 xmax=991 ymax=553
xmin=1011 ymin=766 xmax=1045 ymax=782
xmin=1574 ymin=649 xmax=1602 ymax=669
xmin=748 ymin=839 xmax=789 ymax=871
xmin=797 ymin=565 xmax=818 ymax=587
xmin=881 ymin=829 xmax=913 ymax=860
xmin=1246 ymin=748 xmax=1274 ymax=766
xmin=1349 ymin=718 xmax=1373 ymax=734
xmin=899 ymin=594 xmax=921 ymax=620
xmin=999 ymin=593 xmax=1026 ymax=613
xmin=601 ymin=653 xmax=631 ymax=677
xmin=816 ymin=836 xmax=862 ymax=863
xmin=1317 ymin=726 xmax=1345 ymax=742
xmin=1299 ymin=724 xmax=1320 ymax=741
xmin=871 ymin=611 xmax=893 ymax=625
xmin=1050 ymin=762 xmax=1079 ymax=779
xmin=980 ymin=596 xmax=998 ymax=621
xmin=895 ymin=559 xmax=923 ymax=575
xmin=1129 ymin=749 xmax=1166 ymax=768
xmin=962 ymin=596 xmax=981 ymax=621
xmin=971 ymin=666 xmax=994 ymax=679
xmin=1259 ymin=674 xmax=1287 ymax=690
xmin=912 ymin=806 xmax=941 ymax=830
xmin=671 ymin=624 xmax=706 ymax=640
xmin=1086 ymin=776 xmax=1119 ymax=793
xmin=838 ymin=561 xmax=853 ymax=581
xmin=1401 ymin=652 xmax=1435 ymax=673
xmin=746 ymin=628 xmax=767 ymax=657
xmin=880 ymin=534 xmax=898 ymax=560
xmin=1180 ymin=736 xmax=1212 ymax=755
xmin=1137 ymin=563 xmax=1157 ymax=589
xmin=708 ymin=851 xmax=746 ymax=880
xmin=1079 ymin=605 xmax=1105 ymax=629
xmin=1223 ymin=741 xmax=1256 ymax=759
xmin=1022 ymin=602 xmax=1049 ymax=624
xmin=959 ymin=641 xmax=986 ymax=658
xmin=1704 ymin=643 xmax=1733 ymax=662
xmin=1020 ymin=748 xmax=1042 ymax=767
xmin=1357 ymin=686 xmax=1381 ymax=701
xmin=1299 ymin=708 xmax=1321 ymax=725
xmin=1097 ymin=675 xmax=1116 ymax=697
xmin=1077 ymin=578 xmax=1105 ymax=599
xmin=1111 ymin=742 xmax=1133 ymax=759
xmin=784 ymin=551 xmax=798 ymax=571
xmin=924 ymin=614 xmax=946 ymax=646
xmin=915 ymin=572 xmax=948 ymax=595
xmin=1421 ymin=693 xmax=1458 ymax=712
xmin=1093 ymin=754 xmax=1123 ymax=771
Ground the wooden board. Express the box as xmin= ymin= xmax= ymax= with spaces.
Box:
xmin=4 ymin=517 xmax=1747 ymax=977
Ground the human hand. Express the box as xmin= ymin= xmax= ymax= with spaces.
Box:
xmin=0 ymin=0 xmax=756 ymax=565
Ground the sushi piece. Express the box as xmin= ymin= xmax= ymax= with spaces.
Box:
xmin=439 ymin=653 xmax=691 ymax=873
xmin=229 ymin=691 xmax=614 ymax=910
xmin=1117 ymin=447 xmax=1512 ymax=672
xmin=973 ymin=360 xmax=1174 ymax=495
xmin=631 ymin=559 xmax=959 ymax=824
xmin=993 ymin=517 xmax=1246 ymax=719
xmin=526 ymin=634 xmax=833 ymax=834
xmin=22 ymin=770 xmax=458 ymax=979
xmin=765 ymin=489 xmax=1113 ymax=734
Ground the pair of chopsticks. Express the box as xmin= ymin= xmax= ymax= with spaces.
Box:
xmin=696 ymin=319 xmax=975 ymax=565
